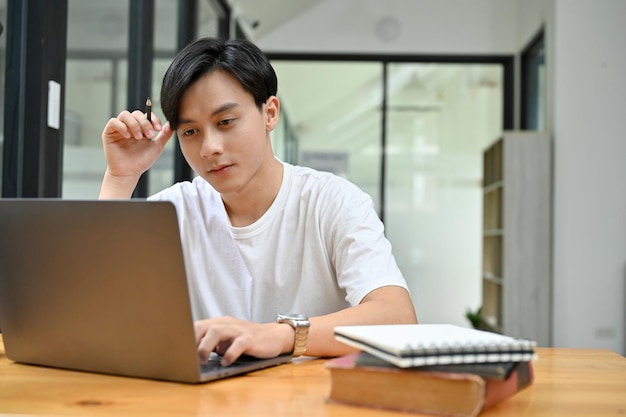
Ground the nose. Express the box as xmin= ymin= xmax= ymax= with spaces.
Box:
xmin=200 ymin=130 xmax=224 ymax=158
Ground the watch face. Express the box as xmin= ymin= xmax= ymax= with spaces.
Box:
xmin=279 ymin=313 xmax=307 ymax=320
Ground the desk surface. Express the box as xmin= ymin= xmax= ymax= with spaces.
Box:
xmin=1 ymin=335 xmax=625 ymax=417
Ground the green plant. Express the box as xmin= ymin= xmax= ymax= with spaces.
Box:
xmin=465 ymin=306 xmax=483 ymax=329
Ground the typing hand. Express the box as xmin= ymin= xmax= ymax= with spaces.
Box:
xmin=194 ymin=317 xmax=294 ymax=366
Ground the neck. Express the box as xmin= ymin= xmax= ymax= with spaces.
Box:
xmin=222 ymin=157 xmax=283 ymax=227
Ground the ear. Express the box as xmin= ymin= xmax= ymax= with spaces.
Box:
xmin=264 ymin=96 xmax=280 ymax=132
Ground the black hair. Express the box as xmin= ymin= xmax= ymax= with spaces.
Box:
xmin=160 ymin=37 xmax=278 ymax=130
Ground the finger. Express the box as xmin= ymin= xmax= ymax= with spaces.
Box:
xmin=194 ymin=320 xmax=214 ymax=359
xmin=102 ymin=117 xmax=133 ymax=139
xmin=193 ymin=321 xmax=205 ymax=346
xmin=152 ymin=122 xmax=174 ymax=147
xmin=220 ymin=337 xmax=250 ymax=366
xmin=196 ymin=325 xmax=225 ymax=363
xmin=197 ymin=344 xmax=215 ymax=364
xmin=113 ymin=110 xmax=146 ymax=140
xmin=122 ymin=110 xmax=153 ymax=139
xmin=196 ymin=324 xmax=242 ymax=364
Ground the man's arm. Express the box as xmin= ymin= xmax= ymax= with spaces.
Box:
xmin=305 ymin=285 xmax=417 ymax=357
xmin=194 ymin=285 xmax=417 ymax=365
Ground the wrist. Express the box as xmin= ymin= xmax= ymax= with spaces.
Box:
xmin=275 ymin=322 xmax=296 ymax=354
xmin=99 ymin=169 xmax=141 ymax=199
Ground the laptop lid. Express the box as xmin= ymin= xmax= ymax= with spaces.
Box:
xmin=0 ymin=199 xmax=291 ymax=383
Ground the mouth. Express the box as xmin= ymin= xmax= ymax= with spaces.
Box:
xmin=209 ymin=164 xmax=232 ymax=175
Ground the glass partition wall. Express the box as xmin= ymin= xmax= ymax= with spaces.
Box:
xmin=385 ymin=63 xmax=503 ymax=326
xmin=63 ymin=0 xmax=130 ymax=198
xmin=272 ymin=60 xmax=504 ymax=326
xmin=62 ymin=0 xmax=223 ymax=198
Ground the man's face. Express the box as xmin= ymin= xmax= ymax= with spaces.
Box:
xmin=175 ymin=69 xmax=279 ymax=198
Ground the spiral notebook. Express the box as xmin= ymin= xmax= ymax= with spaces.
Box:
xmin=334 ymin=324 xmax=537 ymax=368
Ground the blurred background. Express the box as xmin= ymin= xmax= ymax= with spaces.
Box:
xmin=0 ymin=0 xmax=624 ymax=356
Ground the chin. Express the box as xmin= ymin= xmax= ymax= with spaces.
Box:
xmin=201 ymin=175 xmax=235 ymax=195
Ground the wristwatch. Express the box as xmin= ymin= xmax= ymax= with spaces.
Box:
xmin=276 ymin=313 xmax=310 ymax=357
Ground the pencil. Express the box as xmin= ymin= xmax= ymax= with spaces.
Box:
xmin=146 ymin=98 xmax=152 ymax=123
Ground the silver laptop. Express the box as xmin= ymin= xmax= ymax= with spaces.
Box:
xmin=0 ymin=199 xmax=291 ymax=383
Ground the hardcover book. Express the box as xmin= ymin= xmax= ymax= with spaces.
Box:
xmin=326 ymin=351 xmax=534 ymax=417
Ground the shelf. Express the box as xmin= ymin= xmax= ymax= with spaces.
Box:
xmin=483 ymin=229 xmax=503 ymax=236
xmin=483 ymin=181 xmax=504 ymax=194
xmin=482 ymin=273 xmax=503 ymax=285
xmin=482 ymin=139 xmax=504 ymax=187
xmin=480 ymin=132 xmax=551 ymax=345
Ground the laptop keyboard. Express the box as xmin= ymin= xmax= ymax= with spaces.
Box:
xmin=200 ymin=354 xmax=264 ymax=372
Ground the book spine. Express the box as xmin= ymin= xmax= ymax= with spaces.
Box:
xmin=483 ymin=361 xmax=534 ymax=409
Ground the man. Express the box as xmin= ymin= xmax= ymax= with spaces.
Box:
xmin=99 ymin=37 xmax=417 ymax=366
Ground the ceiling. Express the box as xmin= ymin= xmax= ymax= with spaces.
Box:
xmin=229 ymin=0 xmax=320 ymax=39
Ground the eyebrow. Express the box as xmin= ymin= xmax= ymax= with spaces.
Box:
xmin=178 ymin=102 xmax=240 ymax=125
xmin=211 ymin=102 xmax=239 ymax=116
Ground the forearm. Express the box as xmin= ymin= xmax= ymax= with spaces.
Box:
xmin=304 ymin=285 xmax=417 ymax=357
xmin=98 ymin=168 xmax=141 ymax=199
xmin=194 ymin=287 xmax=416 ymax=364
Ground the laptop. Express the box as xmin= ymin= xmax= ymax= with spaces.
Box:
xmin=0 ymin=199 xmax=292 ymax=383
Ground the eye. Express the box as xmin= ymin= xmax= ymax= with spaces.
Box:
xmin=181 ymin=128 xmax=198 ymax=137
xmin=217 ymin=118 xmax=235 ymax=126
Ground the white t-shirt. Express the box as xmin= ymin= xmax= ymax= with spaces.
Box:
xmin=149 ymin=162 xmax=408 ymax=323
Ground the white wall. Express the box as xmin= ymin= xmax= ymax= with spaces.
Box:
xmin=515 ymin=0 xmax=626 ymax=355
xmin=256 ymin=0 xmax=626 ymax=354
xmin=550 ymin=0 xmax=626 ymax=353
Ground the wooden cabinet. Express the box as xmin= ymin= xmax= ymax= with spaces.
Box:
xmin=481 ymin=131 xmax=551 ymax=346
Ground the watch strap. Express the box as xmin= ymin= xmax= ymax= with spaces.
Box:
xmin=276 ymin=314 xmax=310 ymax=357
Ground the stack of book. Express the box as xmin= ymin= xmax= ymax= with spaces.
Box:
xmin=327 ymin=324 xmax=537 ymax=417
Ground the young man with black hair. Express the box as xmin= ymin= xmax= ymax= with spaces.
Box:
xmin=99 ymin=37 xmax=417 ymax=366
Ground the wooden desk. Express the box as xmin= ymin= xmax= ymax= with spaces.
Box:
xmin=1 ymin=335 xmax=625 ymax=416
